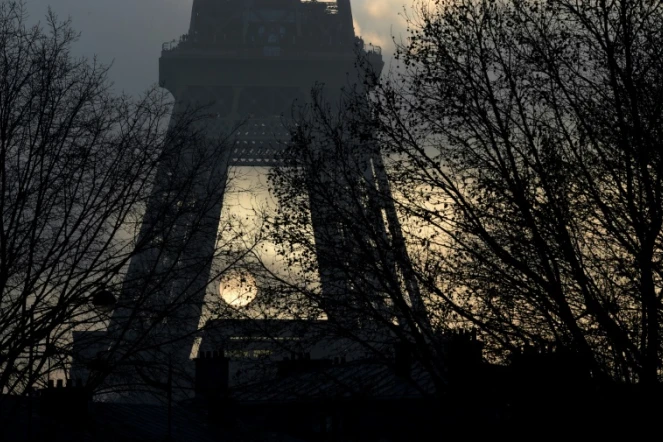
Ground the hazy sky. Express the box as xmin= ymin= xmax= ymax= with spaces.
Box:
xmin=25 ymin=0 xmax=415 ymax=96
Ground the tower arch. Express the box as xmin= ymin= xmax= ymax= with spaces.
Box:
xmin=96 ymin=0 xmax=422 ymax=399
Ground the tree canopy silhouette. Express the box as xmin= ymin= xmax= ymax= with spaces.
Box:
xmin=0 ymin=2 xmax=244 ymax=398
xmin=267 ymin=0 xmax=663 ymax=386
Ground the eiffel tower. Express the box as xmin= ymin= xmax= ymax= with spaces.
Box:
xmin=75 ymin=0 xmax=425 ymax=400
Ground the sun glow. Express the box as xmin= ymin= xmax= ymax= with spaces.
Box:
xmin=219 ymin=269 xmax=258 ymax=307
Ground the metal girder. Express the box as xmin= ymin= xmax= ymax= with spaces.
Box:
xmin=230 ymin=142 xmax=286 ymax=166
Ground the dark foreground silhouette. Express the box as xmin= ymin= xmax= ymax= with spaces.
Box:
xmin=2 ymin=337 xmax=659 ymax=441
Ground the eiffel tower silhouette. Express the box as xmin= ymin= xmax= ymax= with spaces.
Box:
xmin=74 ymin=0 xmax=424 ymax=401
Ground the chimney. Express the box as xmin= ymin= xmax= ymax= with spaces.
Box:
xmin=194 ymin=349 xmax=229 ymax=400
xmin=444 ymin=328 xmax=484 ymax=370
xmin=40 ymin=379 xmax=90 ymax=427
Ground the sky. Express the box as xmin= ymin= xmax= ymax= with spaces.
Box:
xmin=25 ymin=0 xmax=416 ymax=97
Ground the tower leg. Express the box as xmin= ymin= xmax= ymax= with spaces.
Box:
xmin=103 ymin=113 xmax=231 ymax=401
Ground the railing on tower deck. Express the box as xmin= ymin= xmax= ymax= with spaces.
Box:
xmin=162 ymin=40 xmax=179 ymax=52
xmin=161 ymin=34 xmax=382 ymax=58
xmin=365 ymin=44 xmax=382 ymax=56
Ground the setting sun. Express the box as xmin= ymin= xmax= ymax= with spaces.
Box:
xmin=219 ymin=269 xmax=258 ymax=307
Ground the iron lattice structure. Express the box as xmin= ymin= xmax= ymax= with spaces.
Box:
xmin=85 ymin=0 xmax=425 ymax=400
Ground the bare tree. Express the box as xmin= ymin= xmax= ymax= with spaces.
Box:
xmin=261 ymin=84 xmax=452 ymax=394
xmin=267 ymin=0 xmax=663 ymax=387
xmin=0 ymin=2 xmax=249 ymax=399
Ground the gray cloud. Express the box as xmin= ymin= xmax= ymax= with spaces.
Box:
xmin=27 ymin=0 xmax=192 ymax=95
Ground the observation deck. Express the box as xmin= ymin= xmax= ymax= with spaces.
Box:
xmin=159 ymin=0 xmax=383 ymax=95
